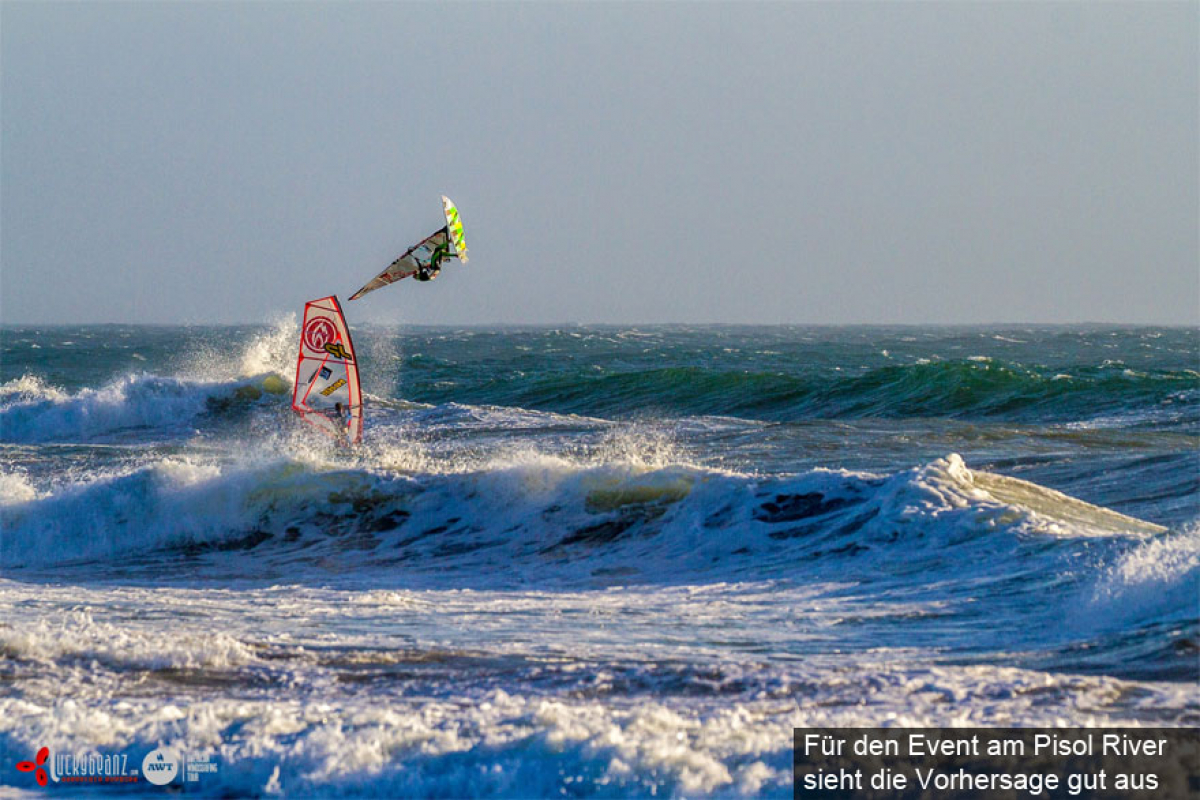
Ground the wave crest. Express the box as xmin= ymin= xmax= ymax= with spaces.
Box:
xmin=1 ymin=451 xmax=1168 ymax=585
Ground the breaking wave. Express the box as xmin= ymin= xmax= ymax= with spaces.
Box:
xmin=0 ymin=448 xmax=1175 ymax=583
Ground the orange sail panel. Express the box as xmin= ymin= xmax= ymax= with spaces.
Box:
xmin=291 ymin=296 xmax=363 ymax=444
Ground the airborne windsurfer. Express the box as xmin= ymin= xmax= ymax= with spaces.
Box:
xmin=414 ymin=236 xmax=452 ymax=282
xmin=348 ymin=196 xmax=468 ymax=300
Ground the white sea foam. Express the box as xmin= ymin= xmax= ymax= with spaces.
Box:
xmin=0 ymin=469 xmax=41 ymax=506
xmin=0 ymin=456 xmax=273 ymax=565
xmin=0 ymin=607 xmax=257 ymax=671
xmin=1085 ymin=523 xmax=1200 ymax=626
xmin=0 ymin=579 xmax=1194 ymax=798
xmin=0 ymin=374 xmax=69 ymax=407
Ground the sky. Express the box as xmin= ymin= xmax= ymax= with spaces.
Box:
xmin=2 ymin=2 xmax=1196 ymax=325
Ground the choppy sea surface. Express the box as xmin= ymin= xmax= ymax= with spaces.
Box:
xmin=1 ymin=323 xmax=1197 ymax=796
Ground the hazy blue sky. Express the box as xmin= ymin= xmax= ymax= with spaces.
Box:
xmin=2 ymin=2 xmax=1196 ymax=325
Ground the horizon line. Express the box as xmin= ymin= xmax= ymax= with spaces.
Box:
xmin=2 ymin=320 xmax=1198 ymax=329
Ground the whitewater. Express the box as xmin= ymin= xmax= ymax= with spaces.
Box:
xmin=1 ymin=324 xmax=1196 ymax=797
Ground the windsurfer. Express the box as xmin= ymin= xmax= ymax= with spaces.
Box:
xmin=292 ymin=296 xmax=363 ymax=445
xmin=415 ymin=238 xmax=452 ymax=282
xmin=348 ymin=196 xmax=467 ymax=300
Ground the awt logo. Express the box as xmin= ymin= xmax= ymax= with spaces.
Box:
xmin=141 ymin=748 xmax=179 ymax=786
xmin=16 ymin=747 xmax=49 ymax=787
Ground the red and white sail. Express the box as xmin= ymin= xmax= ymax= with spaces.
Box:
xmin=291 ymin=296 xmax=363 ymax=444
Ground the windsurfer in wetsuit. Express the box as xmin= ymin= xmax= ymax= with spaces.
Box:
xmin=414 ymin=234 xmax=452 ymax=282
xmin=327 ymin=402 xmax=352 ymax=448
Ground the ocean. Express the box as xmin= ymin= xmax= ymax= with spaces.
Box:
xmin=1 ymin=323 xmax=1196 ymax=796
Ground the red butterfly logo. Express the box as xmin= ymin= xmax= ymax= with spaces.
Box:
xmin=17 ymin=747 xmax=49 ymax=786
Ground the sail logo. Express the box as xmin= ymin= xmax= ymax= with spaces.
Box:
xmin=306 ymin=366 xmax=334 ymax=384
xmin=303 ymin=317 xmax=337 ymax=353
xmin=16 ymin=747 xmax=49 ymax=786
xmin=323 ymin=342 xmax=352 ymax=360
xmin=319 ymin=378 xmax=347 ymax=396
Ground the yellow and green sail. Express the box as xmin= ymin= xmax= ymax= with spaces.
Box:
xmin=442 ymin=195 xmax=469 ymax=264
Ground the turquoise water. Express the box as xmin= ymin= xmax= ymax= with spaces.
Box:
xmin=1 ymin=324 xmax=1196 ymax=796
